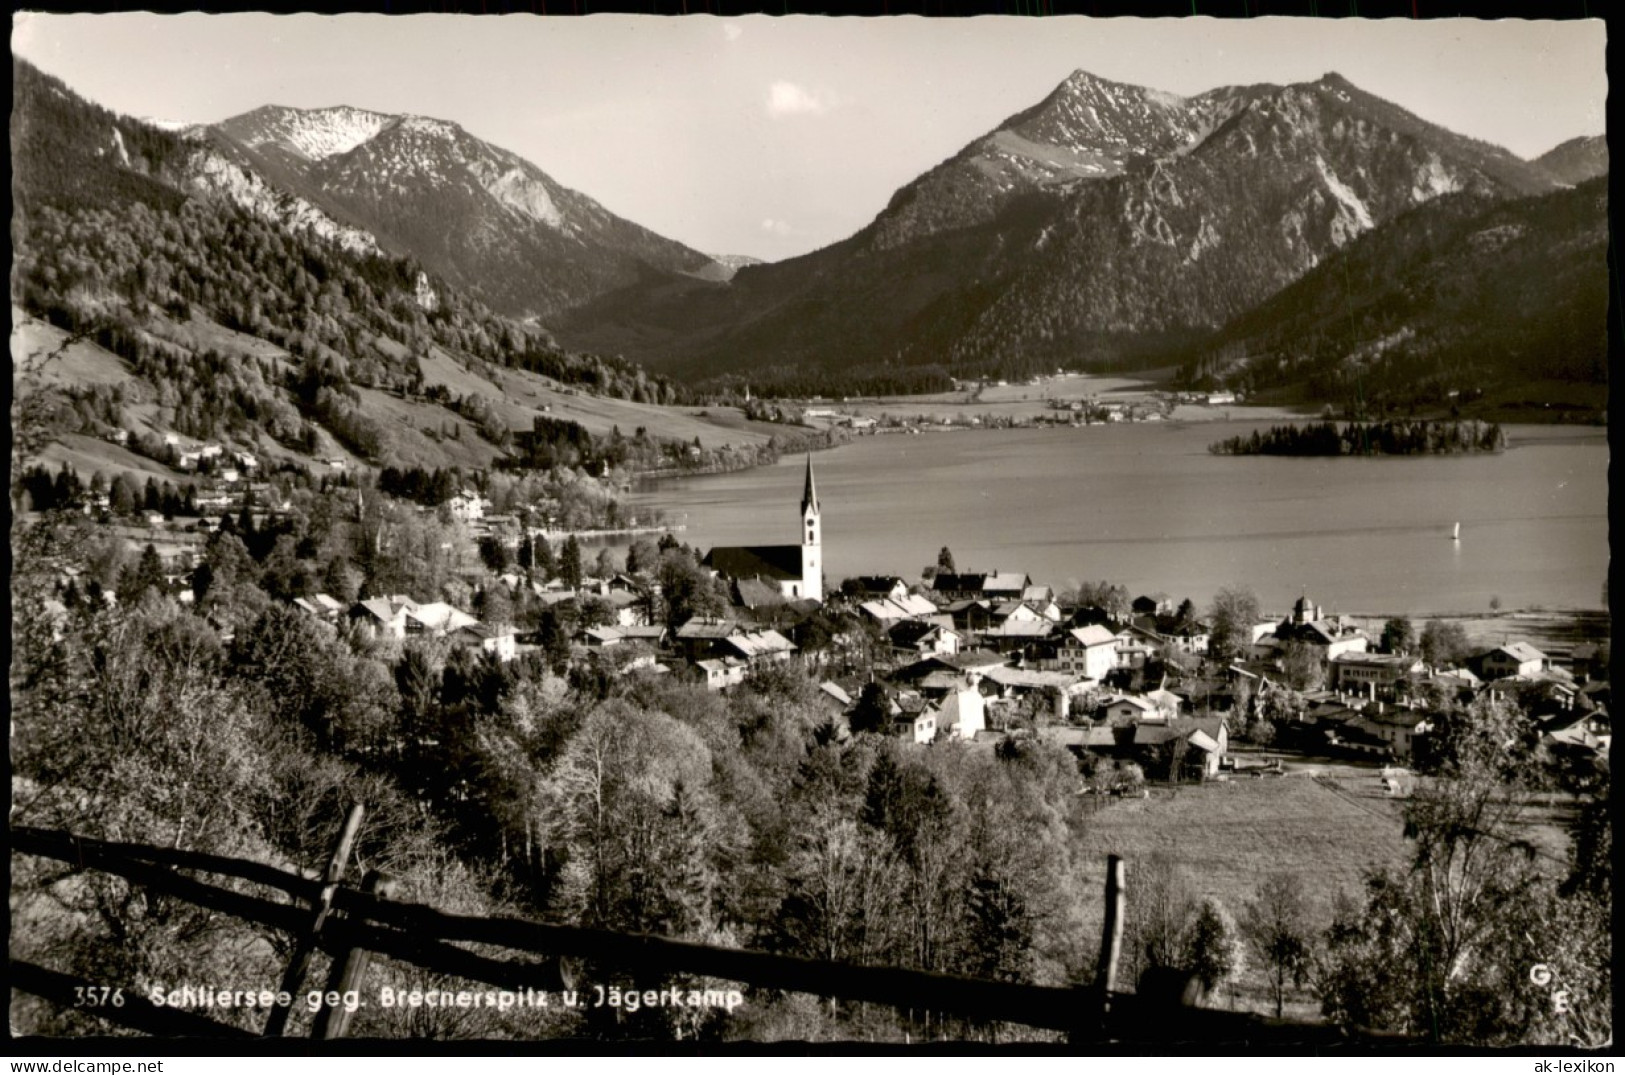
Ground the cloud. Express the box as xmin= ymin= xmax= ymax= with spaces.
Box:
xmin=766 ymin=80 xmax=833 ymax=117
xmin=760 ymin=218 xmax=795 ymax=236
xmin=722 ymin=22 xmax=743 ymax=42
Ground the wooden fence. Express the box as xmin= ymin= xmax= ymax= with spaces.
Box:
xmin=10 ymin=814 xmax=1365 ymax=1046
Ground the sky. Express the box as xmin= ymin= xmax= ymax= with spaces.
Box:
xmin=11 ymin=13 xmax=1608 ymax=261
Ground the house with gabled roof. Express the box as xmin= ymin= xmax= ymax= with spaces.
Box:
xmin=720 ymin=628 xmax=797 ymax=666
xmin=930 ymin=685 xmax=986 ymax=741
xmin=405 ymin=602 xmax=480 ymax=637
xmin=697 ymin=656 xmax=748 ymax=691
xmin=1475 ymin=641 xmax=1548 ymax=681
xmin=889 ymin=619 xmax=961 ymax=658
xmin=1132 ymin=716 xmax=1229 ymax=779
xmin=929 ymin=570 xmax=1032 ymax=603
xmin=846 ymin=576 xmax=909 ymax=603
xmin=1047 ymin=624 xmax=1118 ymax=681
xmin=451 ymin=621 xmax=517 ymax=663
xmin=893 ymin=694 xmax=937 ymax=744
xmin=673 ymin=618 xmax=740 ymax=662
xmin=349 ymin=595 xmax=416 ymax=638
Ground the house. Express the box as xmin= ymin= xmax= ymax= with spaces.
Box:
xmin=1049 ymin=625 xmax=1118 ymax=681
xmin=604 ymin=589 xmax=650 ymax=627
xmin=894 ymin=649 xmax=1010 ymax=687
xmin=579 ymin=625 xmax=627 ymax=648
xmin=1114 ymin=625 xmax=1162 ymax=670
xmin=931 ymin=685 xmax=987 ymax=741
xmin=1101 ymin=694 xmax=1158 ymax=724
xmin=980 ymin=666 xmax=1085 ymax=720
xmin=697 ymin=657 xmax=748 ymax=691
xmin=847 ymin=576 xmax=910 ymax=603
xmin=1132 ymin=594 xmax=1173 ymax=617
xmin=1330 ymin=652 xmax=1425 ymax=697
xmin=719 ymin=628 xmax=797 ymax=666
xmin=1344 ymin=704 xmax=1430 ymax=760
xmin=292 ymin=593 xmax=345 ymax=622
xmin=702 ymin=457 xmax=823 ymax=602
xmin=404 ymin=602 xmax=480 ymax=637
xmin=928 ymin=570 xmax=1032 ymax=603
xmin=349 ymin=596 xmax=417 ymax=639
xmin=889 ymin=619 xmax=961 ymax=658
xmin=673 ymin=618 xmax=740 ymax=661
xmin=979 ymin=615 xmax=1056 ymax=647
xmin=1540 ymin=709 xmax=1611 ymax=755
xmin=818 ymin=681 xmax=853 ymax=714
xmin=1256 ymin=594 xmax=1370 ymax=660
xmin=1132 ymin=716 xmax=1229 ymax=779
xmin=942 ymin=599 xmax=997 ymax=635
xmin=859 ymin=593 xmax=939 ymax=624
xmin=1145 ymin=688 xmax=1184 ymax=718
xmin=893 ymin=699 xmax=937 ymax=744
xmin=1164 ymin=622 xmax=1211 ymax=656
xmin=452 ymin=622 xmax=517 ymax=662
xmin=1475 ymin=642 xmax=1548 ymax=681
xmin=447 ymin=492 xmax=486 ymax=522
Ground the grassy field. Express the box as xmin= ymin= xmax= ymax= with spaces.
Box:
xmin=1071 ymin=759 xmax=1579 ymax=1018
xmin=1077 ymin=768 xmax=1410 ymax=931
xmin=1072 ymin=767 xmax=1411 ymax=1018
xmin=825 ymin=369 xmax=1316 ymax=427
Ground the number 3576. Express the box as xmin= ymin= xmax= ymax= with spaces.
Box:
xmin=74 ymin=987 xmax=125 ymax=1008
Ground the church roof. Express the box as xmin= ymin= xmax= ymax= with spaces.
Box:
xmin=703 ymin=544 xmax=803 ymax=582
xmin=802 ymin=455 xmax=819 ymax=515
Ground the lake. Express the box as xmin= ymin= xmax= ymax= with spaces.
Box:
xmin=626 ymin=421 xmax=1609 ymax=617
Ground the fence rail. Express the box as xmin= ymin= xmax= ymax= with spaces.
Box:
xmin=11 ymin=822 xmax=1364 ymax=1046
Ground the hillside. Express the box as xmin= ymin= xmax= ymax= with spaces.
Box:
xmin=553 ymin=70 xmax=1565 ymax=392
xmin=10 ymin=59 xmax=802 ymax=495
xmin=1174 ymin=178 xmax=1609 ymax=420
xmin=1534 ymin=134 xmax=1608 ymax=186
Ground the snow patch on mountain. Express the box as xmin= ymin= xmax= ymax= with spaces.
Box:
xmin=110 ymin=127 xmax=130 ymax=167
xmin=398 ymin=115 xmax=459 ymax=139
xmin=187 ymin=150 xmax=381 ymax=256
xmin=248 ymin=107 xmax=392 ymax=161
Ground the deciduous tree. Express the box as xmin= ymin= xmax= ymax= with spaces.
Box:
xmin=1242 ymin=873 xmax=1316 ymax=1018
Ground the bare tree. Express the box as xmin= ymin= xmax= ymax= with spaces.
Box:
xmin=1242 ymin=873 xmax=1316 ymax=1018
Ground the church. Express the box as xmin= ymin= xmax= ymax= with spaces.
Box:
xmin=701 ymin=456 xmax=823 ymax=603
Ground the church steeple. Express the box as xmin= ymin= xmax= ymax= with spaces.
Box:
xmin=800 ymin=455 xmax=822 ymax=603
xmin=801 ymin=454 xmax=819 ymax=517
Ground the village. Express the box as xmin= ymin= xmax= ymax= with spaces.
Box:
xmin=49 ymin=443 xmax=1606 ymax=800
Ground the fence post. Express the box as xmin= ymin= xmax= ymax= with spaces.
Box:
xmin=263 ymin=802 xmax=364 ymax=1037
xmin=311 ymin=870 xmax=391 ymax=1040
xmin=1095 ymin=854 xmax=1126 ymax=1036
